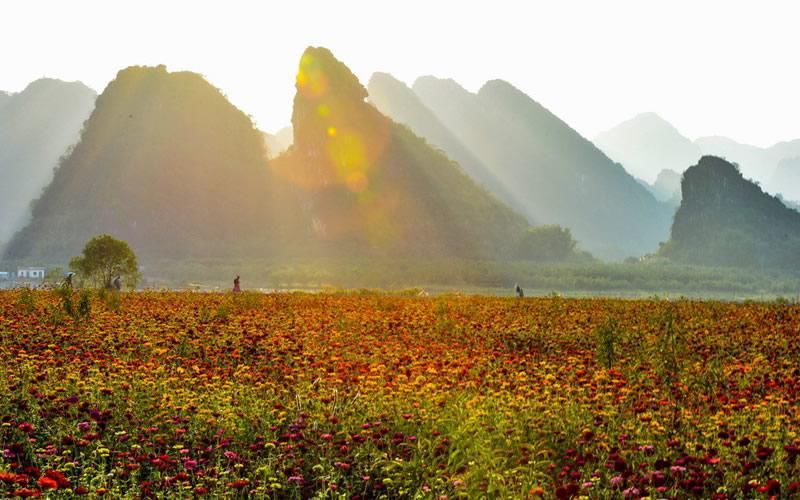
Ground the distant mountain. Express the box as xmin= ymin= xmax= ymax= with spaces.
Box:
xmin=273 ymin=48 xmax=531 ymax=259
xmin=263 ymin=126 xmax=293 ymax=159
xmin=597 ymin=113 xmax=800 ymax=201
xmin=660 ymin=155 xmax=800 ymax=268
xmin=0 ymin=79 xmax=96 ymax=248
xmin=694 ymin=136 xmax=776 ymax=185
xmin=0 ymin=91 xmax=10 ymax=110
xmin=594 ymin=112 xmax=701 ymax=184
xmin=4 ymin=66 xmax=303 ymax=263
xmin=411 ymin=77 xmax=671 ymax=259
xmin=770 ymin=139 xmax=800 ymax=163
xmin=367 ymin=73 xmax=526 ymax=216
xmin=648 ymin=169 xmax=682 ymax=205
xmin=770 ymin=157 xmax=800 ymax=203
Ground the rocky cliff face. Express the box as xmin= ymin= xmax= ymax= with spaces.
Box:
xmin=273 ymin=47 xmax=530 ymax=259
xmin=661 ymin=155 xmax=800 ymax=268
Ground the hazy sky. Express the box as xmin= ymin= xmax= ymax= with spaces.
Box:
xmin=2 ymin=0 xmax=797 ymax=147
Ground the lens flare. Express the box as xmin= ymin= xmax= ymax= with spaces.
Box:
xmin=326 ymin=130 xmax=369 ymax=192
xmin=296 ymin=53 xmax=329 ymax=98
xmin=345 ymin=171 xmax=368 ymax=193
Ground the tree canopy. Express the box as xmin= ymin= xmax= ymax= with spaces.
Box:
xmin=69 ymin=234 xmax=139 ymax=289
xmin=516 ymin=225 xmax=577 ymax=261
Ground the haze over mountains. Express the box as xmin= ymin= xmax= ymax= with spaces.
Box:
xmin=366 ymin=73 xmax=525 ymax=215
xmin=594 ymin=113 xmax=700 ymax=185
xmin=2 ymin=47 xmax=799 ymax=278
xmin=371 ymin=75 xmax=672 ymax=260
xmin=0 ymin=79 xmax=96 ymax=248
xmin=648 ymin=169 xmax=682 ymax=206
xmin=771 ymin=157 xmax=800 ymax=203
xmin=274 ymin=48 xmax=531 ymax=260
xmin=595 ymin=113 xmax=800 ymax=202
xmin=5 ymin=65 xmax=301 ymax=262
xmin=5 ymin=50 xmax=561 ymax=267
xmin=262 ymin=126 xmax=292 ymax=159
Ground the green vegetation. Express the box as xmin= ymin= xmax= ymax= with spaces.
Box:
xmin=660 ymin=155 xmax=800 ymax=268
xmin=515 ymin=225 xmax=577 ymax=261
xmin=69 ymin=234 xmax=139 ymax=289
xmin=58 ymin=257 xmax=798 ymax=298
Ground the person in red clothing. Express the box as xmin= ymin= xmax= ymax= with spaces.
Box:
xmin=233 ymin=275 xmax=241 ymax=293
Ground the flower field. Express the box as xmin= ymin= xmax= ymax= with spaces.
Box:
xmin=1 ymin=290 xmax=799 ymax=498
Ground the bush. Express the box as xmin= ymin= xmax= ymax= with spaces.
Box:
xmin=516 ymin=225 xmax=576 ymax=261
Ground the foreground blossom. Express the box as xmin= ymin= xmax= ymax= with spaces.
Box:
xmin=1 ymin=290 xmax=799 ymax=497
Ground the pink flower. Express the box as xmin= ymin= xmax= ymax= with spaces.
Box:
xmin=623 ymin=487 xmax=641 ymax=498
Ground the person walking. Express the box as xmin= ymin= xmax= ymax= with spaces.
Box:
xmin=233 ymin=275 xmax=241 ymax=293
xmin=63 ymin=272 xmax=74 ymax=291
xmin=514 ymin=283 xmax=524 ymax=298
xmin=113 ymin=275 xmax=122 ymax=291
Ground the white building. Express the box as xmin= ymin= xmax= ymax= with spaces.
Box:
xmin=0 ymin=272 xmax=10 ymax=280
xmin=17 ymin=267 xmax=46 ymax=280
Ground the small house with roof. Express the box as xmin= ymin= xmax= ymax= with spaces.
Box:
xmin=17 ymin=267 xmax=46 ymax=280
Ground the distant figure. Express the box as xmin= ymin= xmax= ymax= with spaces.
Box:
xmin=233 ymin=275 xmax=241 ymax=293
xmin=113 ymin=275 xmax=122 ymax=291
xmin=63 ymin=272 xmax=74 ymax=291
xmin=514 ymin=283 xmax=524 ymax=298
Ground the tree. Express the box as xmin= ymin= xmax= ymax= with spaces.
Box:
xmin=69 ymin=234 xmax=139 ymax=289
xmin=516 ymin=225 xmax=577 ymax=262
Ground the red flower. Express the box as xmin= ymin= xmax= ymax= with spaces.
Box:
xmin=18 ymin=423 xmax=35 ymax=433
xmin=0 ymin=472 xmax=25 ymax=484
xmin=11 ymin=489 xmax=40 ymax=498
xmin=44 ymin=470 xmax=70 ymax=488
xmin=37 ymin=476 xmax=58 ymax=490
xmin=756 ymin=447 xmax=774 ymax=461
xmin=227 ymin=479 xmax=249 ymax=489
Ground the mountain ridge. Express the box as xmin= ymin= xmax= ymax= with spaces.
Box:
xmin=410 ymin=76 xmax=671 ymax=259
xmin=367 ymin=72 xmax=527 ymax=217
xmin=0 ymin=78 xmax=97 ymax=248
xmin=273 ymin=48 xmax=532 ymax=260
xmin=4 ymin=65 xmax=300 ymax=263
